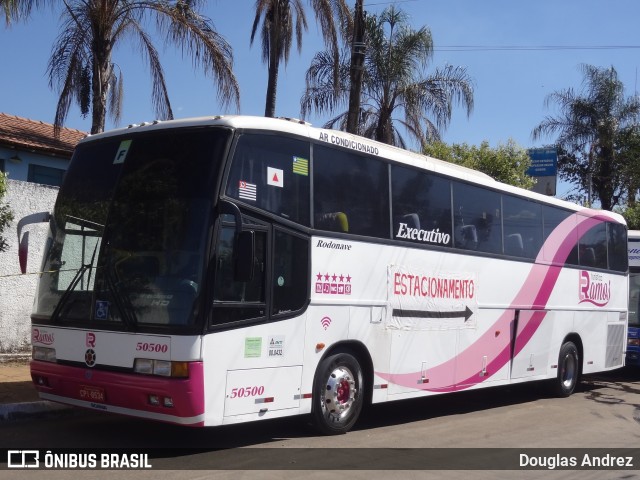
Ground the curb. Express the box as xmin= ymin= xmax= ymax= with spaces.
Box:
xmin=0 ymin=353 xmax=31 ymax=364
xmin=0 ymin=400 xmax=74 ymax=423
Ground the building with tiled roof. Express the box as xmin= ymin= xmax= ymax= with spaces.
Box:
xmin=0 ymin=113 xmax=87 ymax=187
xmin=0 ymin=113 xmax=88 ymax=354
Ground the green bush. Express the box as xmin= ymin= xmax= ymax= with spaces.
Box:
xmin=0 ymin=172 xmax=14 ymax=252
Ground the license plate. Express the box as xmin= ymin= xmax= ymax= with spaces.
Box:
xmin=79 ymin=385 xmax=105 ymax=402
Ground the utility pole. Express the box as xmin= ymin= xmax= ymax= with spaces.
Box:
xmin=346 ymin=0 xmax=365 ymax=135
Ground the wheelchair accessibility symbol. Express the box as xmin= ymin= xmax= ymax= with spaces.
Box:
xmin=95 ymin=301 xmax=109 ymax=320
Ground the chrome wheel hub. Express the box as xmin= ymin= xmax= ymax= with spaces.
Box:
xmin=323 ymin=366 xmax=357 ymax=419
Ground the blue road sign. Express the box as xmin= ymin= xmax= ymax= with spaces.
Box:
xmin=527 ymin=148 xmax=557 ymax=176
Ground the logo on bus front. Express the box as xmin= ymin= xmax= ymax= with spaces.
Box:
xmin=32 ymin=328 xmax=54 ymax=345
xmin=85 ymin=349 xmax=97 ymax=367
xmin=579 ymin=270 xmax=611 ymax=307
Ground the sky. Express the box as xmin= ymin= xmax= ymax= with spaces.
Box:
xmin=1 ymin=0 xmax=640 ymax=197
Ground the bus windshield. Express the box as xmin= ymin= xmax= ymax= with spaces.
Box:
xmin=33 ymin=126 xmax=231 ymax=331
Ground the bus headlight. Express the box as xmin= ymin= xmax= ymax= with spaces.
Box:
xmin=133 ymin=358 xmax=154 ymax=375
xmin=32 ymin=346 xmax=57 ymax=362
xmin=133 ymin=358 xmax=189 ymax=378
xmin=153 ymin=360 xmax=172 ymax=377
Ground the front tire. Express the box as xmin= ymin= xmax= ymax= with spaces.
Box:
xmin=551 ymin=341 xmax=580 ymax=397
xmin=312 ymin=352 xmax=364 ymax=435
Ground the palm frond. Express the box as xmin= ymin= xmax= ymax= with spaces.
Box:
xmin=301 ymin=5 xmax=473 ymax=149
xmin=1 ymin=0 xmax=56 ymax=24
xmin=300 ymin=48 xmax=350 ymax=117
xmin=125 ymin=22 xmax=173 ymax=120
xmin=147 ymin=0 xmax=240 ymax=110
xmin=108 ymin=68 xmax=124 ymax=125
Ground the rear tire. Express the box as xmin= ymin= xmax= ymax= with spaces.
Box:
xmin=312 ymin=352 xmax=364 ymax=435
xmin=551 ymin=341 xmax=579 ymax=397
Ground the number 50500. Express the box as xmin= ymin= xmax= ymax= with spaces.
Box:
xmin=229 ymin=386 xmax=265 ymax=398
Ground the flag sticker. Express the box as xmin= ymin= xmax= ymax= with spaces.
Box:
xmin=267 ymin=167 xmax=284 ymax=187
xmin=292 ymin=156 xmax=309 ymax=176
xmin=239 ymin=181 xmax=257 ymax=201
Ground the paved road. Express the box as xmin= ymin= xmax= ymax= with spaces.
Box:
xmin=3 ymin=368 xmax=640 ymax=479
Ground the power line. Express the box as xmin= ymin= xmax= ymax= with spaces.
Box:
xmin=365 ymin=0 xmax=422 ymax=5
xmin=435 ymin=45 xmax=640 ymax=52
xmin=360 ymin=2 xmax=639 ymax=52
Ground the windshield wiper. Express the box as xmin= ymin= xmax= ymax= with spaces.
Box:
xmin=50 ymin=238 xmax=100 ymax=324
xmin=50 ymin=263 xmax=93 ymax=323
xmin=105 ymin=262 xmax=138 ymax=331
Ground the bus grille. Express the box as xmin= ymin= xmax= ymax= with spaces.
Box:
xmin=606 ymin=324 xmax=625 ymax=368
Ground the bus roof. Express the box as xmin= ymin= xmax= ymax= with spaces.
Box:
xmin=79 ymin=115 xmax=625 ymax=224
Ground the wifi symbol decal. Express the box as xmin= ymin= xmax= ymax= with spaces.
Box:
xmin=320 ymin=316 xmax=332 ymax=330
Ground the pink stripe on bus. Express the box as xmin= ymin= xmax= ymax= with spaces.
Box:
xmin=31 ymin=360 xmax=205 ymax=425
xmin=376 ymin=212 xmax=608 ymax=391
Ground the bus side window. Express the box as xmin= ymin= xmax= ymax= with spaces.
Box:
xmin=608 ymin=223 xmax=627 ymax=272
xmin=398 ymin=213 xmax=420 ymax=231
xmin=502 ymin=195 xmax=542 ymax=259
xmin=542 ymin=206 xmax=578 ymax=265
xmin=504 ymin=233 xmax=524 ymax=256
xmin=211 ymin=218 xmax=267 ymax=325
xmin=224 ymin=231 xmax=264 ymax=301
xmin=578 ymin=220 xmax=607 ymax=269
xmin=226 ymin=133 xmax=311 ymax=226
xmin=272 ymin=229 xmax=309 ymax=316
xmin=313 ymin=144 xmax=389 ymax=238
xmin=390 ymin=163 xmax=452 ymax=247
xmin=315 ymin=211 xmax=349 ymax=233
xmin=455 ymin=224 xmax=478 ymax=250
xmin=453 ymin=182 xmax=501 ymax=254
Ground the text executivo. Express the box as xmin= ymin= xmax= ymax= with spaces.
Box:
xmin=396 ymin=223 xmax=450 ymax=245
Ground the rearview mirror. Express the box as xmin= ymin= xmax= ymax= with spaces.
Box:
xmin=17 ymin=211 xmax=50 ymax=274
xmin=18 ymin=231 xmax=29 ymax=274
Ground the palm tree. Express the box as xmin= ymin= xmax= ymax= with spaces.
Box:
xmin=251 ymin=0 xmax=351 ymax=118
xmin=2 ymin=0 xmax=30 ymax=23
xmin=532 ymin=64 xmax=640 ymax=210
xmin=2 ymin=0 xmax=240 ymax=134
xmin=300 ymin=5 xmax=474 ymax=149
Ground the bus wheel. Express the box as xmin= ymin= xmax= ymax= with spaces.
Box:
xmin=312 ymin=352 xmax=364 ymax=435
xmin=552 ymin=341 xmax=579 ymax=397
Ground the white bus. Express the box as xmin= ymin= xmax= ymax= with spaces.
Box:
xmin=23 ymin=116 xmax=628 ymax=434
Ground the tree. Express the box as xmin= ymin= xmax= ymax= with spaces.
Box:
xmin=251 ymin=0 xmax=351 ymax=118
xmin=301 ymin=5 xmax=474 ymax=149
xmin=532 ymin=64 xmax=640 ymax=211
xmin=423 ymin=139 xmax=536 ymax=189
xmin=621 ymin=203 xmax=640 ymax=230
xmin=616 ymin=125 xmax=640 ymax=207
xmin=0 ymin=172 xmax=14 ymax=252
xmin=2 ymin=0 xmax=240 ymax=134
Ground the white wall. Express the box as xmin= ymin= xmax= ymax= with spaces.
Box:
xmin=0 ymin=179 xmax=58 ymax=354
